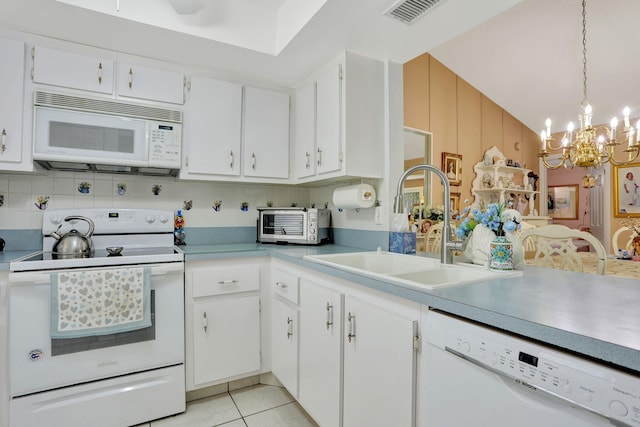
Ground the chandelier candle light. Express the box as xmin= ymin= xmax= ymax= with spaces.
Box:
xmin=539 ymin=0 xmax=640 ymax=174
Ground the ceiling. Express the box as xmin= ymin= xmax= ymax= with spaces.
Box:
xmin=0 ymin=0 xmax=635 ymax=137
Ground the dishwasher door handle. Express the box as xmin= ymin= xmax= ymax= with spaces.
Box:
xmin=444 ymin=346 xmax=632 ymax=427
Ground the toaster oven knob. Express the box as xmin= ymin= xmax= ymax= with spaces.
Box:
xmin=309 ymin=227 xmax=316 ymax=235
xmin=145 ymin=215 xmax=156 ymax=224
xmin=159 ymin=214 xmax=170 ymax=223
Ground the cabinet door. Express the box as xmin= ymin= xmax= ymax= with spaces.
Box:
xmin=271 ymin=296 xmax=298 ymax=397
xmin=316 ymin=61 xmax=343 ymax=175
xmin=184 ymin=76 xmax=242 ymax=177
xmin=117 ymin=61 xmax=184 ymax=105
xmin=32 ymin=45 xmax=114 ymax=94
xmin=192 ymin=295 xmax=260 ymax=386
xmin=299 ymin=280 xmax=343 ymax=427
xmin=343 ymin=296 xmax=417 ymax=427
xmin=243 ymin=87 xmax=290 ymax=179
xmin=294 ymin=81 xmax=316 ymax=180
xmin=0 ymin=39 xmax=25 ymax=166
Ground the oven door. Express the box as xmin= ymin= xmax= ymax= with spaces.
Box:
xmin=259 ymin=211 xmax=308 ymax=243
xmin=8 ymin=262 xmax=184 ymax=397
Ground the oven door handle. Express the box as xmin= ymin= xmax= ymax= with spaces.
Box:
xmin=9 ymin=263 xmax=184 ymax=285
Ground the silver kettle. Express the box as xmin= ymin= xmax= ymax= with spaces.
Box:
xmin=50 ymin=216 xmax=95 ymax=258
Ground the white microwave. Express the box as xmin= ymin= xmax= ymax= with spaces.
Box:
xmin=33 ymin=91 xmax=182 ymax=176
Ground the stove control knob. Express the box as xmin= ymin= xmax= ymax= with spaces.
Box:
xmin=49 ymin=214 xmax=62 ymax=225
xmin=159 ymin=215 xmax=169 ymax=223
xmin=145 ymin=215 xmax=156 ymax=224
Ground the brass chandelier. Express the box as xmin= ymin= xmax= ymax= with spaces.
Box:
xmin=539 ymin=0 xmax=640 ymax=172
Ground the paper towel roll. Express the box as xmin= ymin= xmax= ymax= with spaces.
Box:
xmin=333 ymin=184 xmax=376 ymax=209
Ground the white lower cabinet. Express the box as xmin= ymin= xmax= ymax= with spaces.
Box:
xmin=192 ymin=295 xmax=260 ymax=386
xmin=343 ymin=295 xmax=418 ymax=427
xmin=271 ymin=296 xmax=299 ymax=396
xmin=298 ymin=279 xmax=344 ymax=427
xmin=185 ymin=260 xmax=264 ymax=391
xmin=270 ymin=267 xmax=300 ymax=397
xmin=270 ymin=260 xmax=419 ymax=427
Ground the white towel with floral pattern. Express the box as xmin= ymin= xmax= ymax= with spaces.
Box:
xmin=50 ymin=266 xmax=151 ymax=338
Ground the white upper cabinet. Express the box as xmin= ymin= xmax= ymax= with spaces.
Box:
xmin=294 ymin=81 xmax=316 ymax=179
xmin=243 ymin=86 xmax=290 ymax=180
xmin=294 ymin=51 xmax=384 ymax=183
xmin=31 ymin=45 xmax=184 ymax=105
xmin=116 ymin=59 xmax=185 ymax=105
xmin=32 ymin=45 xmax=115 ymax=94
xmin=0 ymin=38 xmax=28 ymax=170
xmin=181 ymin=75 xmax=242 ymax=179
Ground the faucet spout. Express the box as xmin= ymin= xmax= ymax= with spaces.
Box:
xmin=393 ymin=164 xmax=458 ymax=264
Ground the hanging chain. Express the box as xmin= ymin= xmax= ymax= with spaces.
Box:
xmin=581 ymin=0 xmax=588 ymax=107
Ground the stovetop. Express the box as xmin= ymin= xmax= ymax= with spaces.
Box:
xmin=10 ymin=246 xmax=183 ymax=271
xmin=11 ymin=207 xmax=185 ymax=272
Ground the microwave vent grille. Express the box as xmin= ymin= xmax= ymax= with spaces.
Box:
xmin=34 ymin=91 xmax=183 ymax=123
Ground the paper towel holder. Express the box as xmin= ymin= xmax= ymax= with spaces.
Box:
xmin=332 ymin=183 xmax=376 ymax=211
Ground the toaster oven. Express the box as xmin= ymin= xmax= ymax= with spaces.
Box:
xmin=257 ymin=207 xmax=330 ymax=245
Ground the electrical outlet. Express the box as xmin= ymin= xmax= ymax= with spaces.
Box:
xmin=374 ymin=206 xmax=383 ymax=225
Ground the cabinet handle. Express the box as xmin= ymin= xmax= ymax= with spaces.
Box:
xmin=202 ymin=311 xmax=208 ymax=333
xmin=287 ymin=317 xmax=293 ymax=339
xmin=317 ymin=147 xmax=323 ymax=167
xmin=326 ymin=302 xmax=334 ymax=330
xmin=347 ymin=312 xmax=355 ymax=342
xmin=218 ymin=279 xmax=239 ymax=287
xmin=128 ymin=67 xmax=133 ymax=89
xmin=275 ymin=281 xmax=287 ymax=289
xmin=98 ymin=62 xmax=103 ymax=84
xmin=1 ymin=129 xmax=6 ymax=154
xmin=251 ymin=152 xmax=256 ymax=170
xmin=305 ymin=152 xmax=311 ymax=169
xmin=229 ymin=150 xmax=234 ymax=169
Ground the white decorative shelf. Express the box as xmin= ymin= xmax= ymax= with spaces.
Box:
xmin=471 ymin=146 xmax=537 ymax=215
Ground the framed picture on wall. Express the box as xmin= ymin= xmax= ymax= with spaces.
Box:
xmin=614 ymin=162 xmax=640 ymax=217
xmin=548 ymin=185 xmax=578 ymax=220
xmin=449 ymin=192 xmax=461 ymax=216
xmin=442 ymin=152 xmax=462 ymax=186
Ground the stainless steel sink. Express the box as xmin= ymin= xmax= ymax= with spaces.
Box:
xmin=304 ymin=251 xmax=522 ymax=290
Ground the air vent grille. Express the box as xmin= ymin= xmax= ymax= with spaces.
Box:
xmin=34 ymin=91 xmax=183 ymax=123
xmin=384 ymin=0 xmax=446 ymax=25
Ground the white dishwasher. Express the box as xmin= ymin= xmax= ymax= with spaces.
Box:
xmin=422 ymin=310 xmax=639 ymax=427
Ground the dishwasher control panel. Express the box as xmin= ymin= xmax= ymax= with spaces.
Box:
xmin=425 ymin=311 xmax=640 ymax=426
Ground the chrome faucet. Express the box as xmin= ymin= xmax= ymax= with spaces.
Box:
xmin=393 ymin=164 xmax=462 ymax=264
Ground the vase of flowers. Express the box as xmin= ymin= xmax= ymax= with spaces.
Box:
xmin=456 ymin=203 xmax=524 ymax=268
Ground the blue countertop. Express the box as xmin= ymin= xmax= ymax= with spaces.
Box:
xmin=186 ymin=244 xmax=640 ymax=373
xmin=3 ymin=244 xmax=638 ymax=373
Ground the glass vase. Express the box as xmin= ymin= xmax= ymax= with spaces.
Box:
xmin=489 ymin=235 xmax=514 ymax=270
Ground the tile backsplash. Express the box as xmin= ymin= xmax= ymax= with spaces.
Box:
xmin=0 ymin=171 xmax=311 ymax=230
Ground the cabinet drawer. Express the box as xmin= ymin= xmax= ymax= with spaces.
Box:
xmin=192 ymin=266 xmax=259 ymax=297
xmin=272 ymin=268 xmax=299 ymax=304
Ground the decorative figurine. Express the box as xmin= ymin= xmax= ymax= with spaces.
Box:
xmin=240 ymin=202 xmax=249 ymax=211
xmin=152 ymin=184 xmax=162 ymax=196
xmin=116 ymin=183 xmax=127 ymax=196
xmin=174 ymin=209 xmax=186 ymax=246
xmin=213 ymin=200 xmax=222 ymax=211
xmin=183 ymin=200 xmax=192 ymax=210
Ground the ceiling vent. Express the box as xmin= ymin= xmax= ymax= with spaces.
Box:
xmin=384 ymin=0 xmax=447 ymax=25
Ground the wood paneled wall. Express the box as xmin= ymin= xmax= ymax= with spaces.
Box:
xmin=403 ymin=53 xmax=539 ymax=212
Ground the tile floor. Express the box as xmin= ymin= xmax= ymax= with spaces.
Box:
xmin=135 ymin=384 xmax=318 ymax=427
